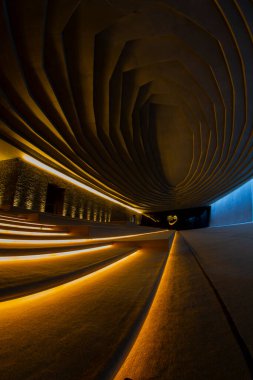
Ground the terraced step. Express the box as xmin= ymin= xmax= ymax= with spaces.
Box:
xmin=0 ymin=229 xmax=70 ymax=237
xmin=0 ymin=239 xmax=169 ymax=380
xmin=0 ymin=244 xmax=138 ymax=301
xmin=0 ymin=214 xmax=56 ymax=227
xmin=0 ymin=242 xmax=112 ymax=257
xmin=0 ymin=229 xmax=170 ymax=248
xmin=0 ymin=214 xmax=69 ymax=237
xmin=0 ymin=221 xmax=54 ymax=230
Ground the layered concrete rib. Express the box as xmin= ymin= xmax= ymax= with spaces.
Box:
xmin=0 ymin=0 xmax=252 ymax=211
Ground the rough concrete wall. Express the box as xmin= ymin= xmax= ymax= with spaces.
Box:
xmin=0 ymin=158 xmax=19 ymax=207
xmin=8 ymin=159 xmax=128 ymax=222
xmin=210 ymin=180 xmax=253 ymax=227
xmin=14 ymin=161 xmax=48 ymax=212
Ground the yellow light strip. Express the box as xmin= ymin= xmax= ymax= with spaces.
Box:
xmin=0 ymin=230 xmax=168 ymax=246
xmin=0 ymin=214 xmax=28 ymax=221
xmin=0 ymin=248 xmax=141 ymax=306
xmin=23 ymin=154 xmax=143 ymax=214
xmin=0 ymin=222 xmax=53 ymax=231
xmin=0 ymin=216 xmax=55 ymax=227
xmin=0 ymin=229 xmax=69 ymax=236
xmin=0 ymin=244 xmax=113 ymax=262
xmin=114 ymin=234 xmax=176 ymax=379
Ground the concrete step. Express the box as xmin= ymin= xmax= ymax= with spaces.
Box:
xmin=0 ymin=244 xmax=137 ymax=301
xmin=0 ymin=240 xmax=169 ymax=380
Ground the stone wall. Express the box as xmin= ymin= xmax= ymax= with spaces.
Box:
xmin=0 ymin=158 xmax=130 ymax=222
xmin=0 ymin=158 xmax=19 ymax=207
xmin=13 ymin=160 xmax=48 ymax=212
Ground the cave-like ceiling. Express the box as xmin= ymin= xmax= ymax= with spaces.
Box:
xmin=0 ymin=0 xmax=252 ymax=212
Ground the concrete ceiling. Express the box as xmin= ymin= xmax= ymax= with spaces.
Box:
xmin=0 ymin=0 xmax=252 ymax=212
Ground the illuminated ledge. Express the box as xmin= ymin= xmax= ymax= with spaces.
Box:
xmin=0 ymin=244 xmax=113 ymax=261
xmin=0 ymin=249 xmax=141 ymax=306
xmin=0 ymin=229 xmax=69 ymax=236
xmin=0 ymin=222 xmax=53 ymax=230
xmin=0 ymin=216 xmax=56 ymax=227
xmin=115 ymin=236 xmax=176 ymax=379
xmin=0 ymin=230 xmax=169 ymax=247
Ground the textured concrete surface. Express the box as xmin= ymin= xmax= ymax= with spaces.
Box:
xmin=115 ymin=232 xmax=250 ymax=379
xmin=182 ymin=224 xmax=253 ymax=367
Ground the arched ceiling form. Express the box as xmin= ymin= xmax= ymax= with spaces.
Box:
xmin=0 ymin=0 xmax=252 ymax=211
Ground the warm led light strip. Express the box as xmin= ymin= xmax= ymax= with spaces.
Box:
xmin=0 ymin=230 xmax=169 ymax=246
xmin=0 ymin=216 xmax=55 ymax=227
xmin=114 ymin=234 xmax=176 ymax=380
xmin=0 ymin=214 xmax=29 ymax=221
xmin=0 ymin=244 xmax=113 ymax=261
xmin=0 ymin=229 xmax=69 ymax=237
xmin=0 ymin=222 xmax=53 ymax=231
xmin=23 ymin=154 xmax=143 ymax=214
xmin=0 ymin=249 xmax=141 ymax=306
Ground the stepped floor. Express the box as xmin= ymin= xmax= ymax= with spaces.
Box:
xmin=0 ymin=240 xmax=169 ymax=380
xmin=0 ymin=244 xmax=137 ymax=301
xmin=2 ymin=214 xmax=253 ymax=379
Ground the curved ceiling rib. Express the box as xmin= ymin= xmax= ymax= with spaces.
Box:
xmin=0 ymin=0 xmax=252 ymax=212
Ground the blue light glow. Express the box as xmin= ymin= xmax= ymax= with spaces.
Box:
xmin=210 ymin=179 xmax=253 ymax=227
